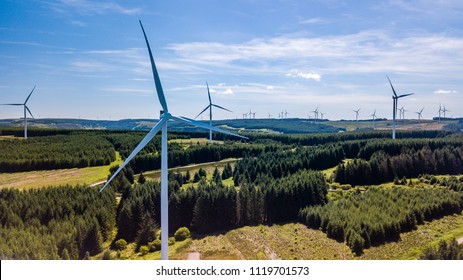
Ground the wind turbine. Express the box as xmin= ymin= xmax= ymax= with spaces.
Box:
xmin=371 ymin=110 xmax=377 ymax=129
xmin=243 ymin=113 xmax=248 ymax=119
xmin=320 ymin=112 xmax=325 ymax=120
xmin=399 ymin=106 xmax=407 ymax=120
xmin=99 ymin=21 xmax=246 ymax=260
xmin=442 ymin=106 xmax=449 ymax=118
xmin=284 ymin=110 xmax=289 ymax=118
xmin=353 ymin=108 xmax=361 ymax=122
xmin=1 ymin=86 xmax=36 ymax=139
xmin=195 ymin=82 xmax=232 ymax=144
xmin=416 ymin=107 xmax=424 ymax=127
xmin=311 ymin=107 xmax=319 ymax=121
xmin=387 ymin=76 xmax=414 ymax=139
xmin=268 ymin=113 xmax=272 ymax=118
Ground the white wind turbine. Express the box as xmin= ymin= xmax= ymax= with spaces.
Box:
xmin=387 ymin=76 xmax=414 ymax=139
xmin=442 ymin=106 xmax=450 ymax=118
xmin=371 ymin=110 xmax=377 ymax=129
xmin=1 ymin=86 xmax=36 ymax=139
xmin=311 ymin=107 xmax=319 ymax=122
xmin=416 ymin=107 xmax=424 ymax=127
xmin=353 ymin=108 xmax=361 ymax=122
xmin=195 ymin=82 xmax=232 ymax=144
xmin=99 ymin=21 xmax=246 ymax=260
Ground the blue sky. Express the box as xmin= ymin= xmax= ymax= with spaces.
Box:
xmin=1 ymin=0 xmax=462 ymax=121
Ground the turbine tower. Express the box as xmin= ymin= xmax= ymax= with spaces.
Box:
xmin=1 ymin=86 xmax=36 ymax=139
xmin=387 ymin=76 xmax=414 ymax=139
xmin=195 ymin=82 xmax=232 ymax=144
xmin=99 ymin=21 xmax=246 ymax=260
xmin=353 ymin=108 xmax=361 ymax=122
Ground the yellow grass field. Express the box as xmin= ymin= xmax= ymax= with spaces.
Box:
xmin=0 ymin=152 xmax=122 ymax=189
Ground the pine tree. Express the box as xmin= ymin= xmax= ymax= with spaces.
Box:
xmin=138 ymin=172 xmax=146 ymax=184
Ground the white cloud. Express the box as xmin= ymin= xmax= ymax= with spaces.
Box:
xmin=433 ymin=89 xmax=458 ymax=94
xmin=166 ymin=30 xmax=463 ymax=80
xmin=49 ymin=0 xmax=141 ymax=15
xmin=286 ymin=69 xmax=321 ymax=81
xmin=221 ymin=88 xmax=234 ymax=95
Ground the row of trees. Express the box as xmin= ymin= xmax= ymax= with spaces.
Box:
xmin=114 ymin=169 xmax=327 ymax=242
xmin=335 ymin=146 xmax=463 ymax=185
xmin=419 ymin=239 xmax=463 ymax=260
xmin=0 ymin=186 xmax=116 ymax=259
xmin=0 ymin=134 xmax=116 ymax=172
xmin=299 ymin=187 xmax=463 ymax=255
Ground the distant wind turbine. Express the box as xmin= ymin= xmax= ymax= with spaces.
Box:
xmin=442 ymin=106 xmax=450 ymax=118
xmin=284 ymin=110 xmax=289 ymax=118
xmin=353 ymin=108 xmax=361 ymax=122
xmin=387 ymin=76 xmax=414 ymax=139
xmin=371 ymin=110 xmax=377 ymax=129
xmin=1 ymin=86 xmax=36 ymax=139
xmin=268 ymin=113 xmax=272 ymax=118
xmin=99 ymin=21 xmax=246 ymax=260
xmin=416 ymin=107 xmax=424 ymax=127
xmin=311 ymin=107 xmax=319 ymax=121
xmin=195 ymin=82 xmax=232 ymax=144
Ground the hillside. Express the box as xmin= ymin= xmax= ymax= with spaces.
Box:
xmin=1 ymin=117 xmax=462 ymax=134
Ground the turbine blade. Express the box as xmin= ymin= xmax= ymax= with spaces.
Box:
xmin=194 ymin=105 xmax=211 ymax=119
xmin=397 ymin=93 xmax=414 ymax=98
xmin=172 ymin=115 xmax=248 ymax=139
xmin=139 ymin=21 xmax=168 ymax=113
xmin=1 ymin=103 xmax=23 ymax=106
xmin=25 ymin=106 xmax=34 ymax=119
xmin=386 ymin=76 xmax=398 ymax=97
xmin=24 ymin=86 xmax=36 ymax=104
xmin=206 ymin=82 xmax=212 ymax=104
xmin=99 ymin=117 xmax=166 ymax=192
xmin=212 ymin=104 xmax=232 ymax=113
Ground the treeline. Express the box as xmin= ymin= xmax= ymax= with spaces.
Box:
xmin=128 ymin=144 xmax=273 ymax=174
xmin=420 ymin=239 xmax=463 ymax=260
xmin=299 ymin=187 xmax=463 ymax=255
xmin=335 ymin=144 xmax=463 ymax=185
xmin=114 ymin=169 xmax=327 ymax=243
xmin=232 ymin=144 xmax=345 ymax=185
xmin=0 ymin=134 xmax=116 ymax=172
xmin=246 ymin=130 xmax=446 ymax=146
xmin=0 ymin=186 xmax=116 ymax=259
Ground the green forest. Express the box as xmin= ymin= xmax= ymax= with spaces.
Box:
xmin=0 ymin=128 xmax=462 ymax=259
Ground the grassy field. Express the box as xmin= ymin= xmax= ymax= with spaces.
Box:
xmin=0 ymin=152 xmax=122 ymax=189
xmin=140 ymin=158 xmax=238 ymax=182
xmin=169 ymin=137 xmax=223 ymax=147
xmin=164 ymin=212 xmax=463 ymax=260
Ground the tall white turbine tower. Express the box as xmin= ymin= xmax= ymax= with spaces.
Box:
xmin=195 ymin=82 xmax=232 ymax=144
xmin=99 ymin=21 xmax=246 ymax=260
xmin=1 ymin=86 xmax=36 ymax=139
xmin=387 ymin=76 xmax=414 ymax=139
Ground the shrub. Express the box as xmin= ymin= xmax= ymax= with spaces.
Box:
xmin=139 ymin=245 xmax=149 ymax=256
xmin=148 ymin=239 xmax=162 ymax=252
xmin=174 ymin=227 xmax=191 ymax=241
xmin=115 ymin=239 xmax=128 ymax=251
